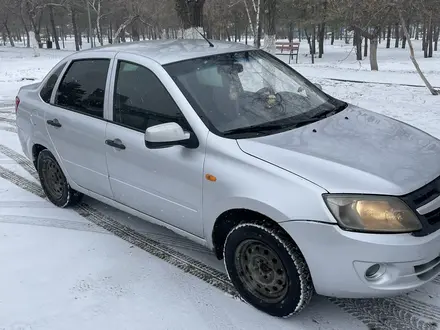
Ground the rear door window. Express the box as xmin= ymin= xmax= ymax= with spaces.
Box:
xmin=40 ymin=63 xmax=65 ymax=103
xmin=55 ymin=59 xmax=110 ymax=118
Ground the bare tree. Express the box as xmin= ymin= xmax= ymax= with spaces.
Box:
xmin=396 ymin=3 xmax=439 ymax=95
xmin=328 ymin=0 xmax=393 ymax=70
xmin=175 ymin=0 xmax=206 ymax=38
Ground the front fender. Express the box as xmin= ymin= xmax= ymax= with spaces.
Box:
xmin=202 ymin=134 xmax=332 ymax=248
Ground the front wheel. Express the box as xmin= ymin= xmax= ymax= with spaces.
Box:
xmin=223 ymin=222 xmax=314 ymax=318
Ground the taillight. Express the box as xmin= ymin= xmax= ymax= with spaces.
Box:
xmin=15 ymin=96 xmax=20 ymax=113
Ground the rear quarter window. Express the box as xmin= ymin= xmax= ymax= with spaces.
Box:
xmin=40 ymin=63 xmax=66 ymax=103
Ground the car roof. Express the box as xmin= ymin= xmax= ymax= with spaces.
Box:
xmin=79 ymin=39 xmax=256 ymax=65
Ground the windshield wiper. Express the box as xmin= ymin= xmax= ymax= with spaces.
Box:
xmin=223 ymin=102 xmax=349 ymax=137
xmin=223 ymin=123 xmax=285 ymax=136
xmin=313 ymin=102 xmax=348 ymax=119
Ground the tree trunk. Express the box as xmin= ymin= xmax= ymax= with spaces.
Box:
xmin=19 ymin=14 xmax=30 ymax=48
xmin=245 ymin=25 xmax=248 ymax=45
xmin=4 ymin=23 xmax=15 ymax=46
xmin=288 ymin=22 xmax=294 ymax=42
xmin=331 ymin=29 xmax=335 ymax=45
xmin=423 ymin=21 xmax=427 ymax=55
xmin=61 ymin=25 xmax=65 ymax=48
xmin=263 ymin=0 xmax=276 ymax=54
xmin=402 ymin=19 xmax=409 ymax=49
xmin=386 ymin=25 xmax=391 ymax=48
xmin=109 ymin=22 xmax=113 ymax=44
xmin=394 ymin=23 xmax=399 ymax=48
xmin=370 ymin=37 xmax=378 ymax=71
xmin=49 ymin=7 xmax=60 ymax=49
xmin=243 ymin=0 xmax=255 ymax=42
xmin=344 ymin=29 xmax=349 ymax=44
xmin=175 ymin=0 xmax=206 ymax=30
xmin=363 ymin=37 xmax=368 ymax=58
xmin=27 ymin=4 xmax=42 ymax=46
xmin=415 ymin=22 xmax=419 ymax=39
xmin=399 ymin=12 xmax=438 ymax=95
xmin=434 ymin=26 xmax=439 ymax=51
xmin=114 ymin=16 xmax=137 ymax=43
xmin=226 ymin=27 xmax=231 ymax=41
xmin=402 ymin=35 xmax=407 ymax=49
xmin=256 ymin=3 xmax=262 ymax=48
xmin=96 ymin=0 xmax=103 ymax=45
xmin=70 ymin=7 xmax=80 ymax=51
xmin=305 ymin=29 xmax=314 ymax=64
xmin=131 ymin=22 xmax=140 ymax=41
xmin=354 ymin=29 xmax=362 ymax=60
xmin=318 ymin=23 xmax=325 ymax=58
xmin=427 ymin=18 xmax=433 ymax=58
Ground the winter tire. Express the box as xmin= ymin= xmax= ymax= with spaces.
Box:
xmin=224 ymin=221 xmax=314 ymax=318
xmin=37 ymin=149 xmax=83 ymax=208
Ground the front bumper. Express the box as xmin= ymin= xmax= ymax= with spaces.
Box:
xmin=281 ymin=221 xmax=440 ymax=298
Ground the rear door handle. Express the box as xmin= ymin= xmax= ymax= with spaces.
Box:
xmin=105 ymin=139 xmax=126 ymax=150
xmin=47 ymin=118 xmax=62 ymax=128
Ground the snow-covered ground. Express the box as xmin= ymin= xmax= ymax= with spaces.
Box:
xmin=0 ymin=38 xmax=440 ymax=330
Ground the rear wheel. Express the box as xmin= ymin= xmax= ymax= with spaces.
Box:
xmin=37 ymin=150 xmax=83 ymax=208
xmin=223 ymin=221 xmax=314 ymax=318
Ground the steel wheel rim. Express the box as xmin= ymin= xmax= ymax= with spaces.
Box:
xmin=42 ymin=158 xmax=65 ymax=200
xmin=234 ymin=239 xmax=288 ymax=303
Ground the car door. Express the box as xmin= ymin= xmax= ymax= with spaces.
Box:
xmin=45 ymin=54 xmax=114 ymax=199
xmin=104 ymin=56 xmax=206 ymax=237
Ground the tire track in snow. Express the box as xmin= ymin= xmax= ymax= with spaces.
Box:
xmin=0 ymin=214 xmax=109 ymax=234
xmin=0 ymin=163 xmax=237 ymax=297
xmin=0 ymin=145 xmax=213 ymax=254
xmin=329 ymin=298 xmax=437 ymax=330
xmin=0 ymin=142 xmax=438 ymax=330
xmin=0 ymin=200 xmax=60 ymax=208
xmin=0 ymin=117 xmax=16 ymax=125
xmin=390 ymin=296 xmax=440 ymax=322
xmin=0 ymin=144 xmax=39 ymax=179
xmin=0 ymin=126 xmax=17 ymax=133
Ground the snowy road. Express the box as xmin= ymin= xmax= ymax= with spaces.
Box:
xmin=1 ymin=96 xmax=440 ymax=330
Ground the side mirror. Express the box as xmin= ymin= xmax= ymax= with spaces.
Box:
xmin=314 ymin=83 xmax=323 ymax=91
xmin=145 ymin=122 xmax=198 ymax=149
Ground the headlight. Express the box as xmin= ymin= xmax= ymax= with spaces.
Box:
xmin=323 ymin=194 xmax=422 ymax=233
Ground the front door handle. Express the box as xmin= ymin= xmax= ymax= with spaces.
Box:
xmin=105 ymin=139 xmax=126 ymax=150
xmin=47 ymin=118 xmax=62 ymax=128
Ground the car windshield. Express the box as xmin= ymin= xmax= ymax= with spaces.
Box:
xmin=165 ymin=50 xmax=346 ymax=138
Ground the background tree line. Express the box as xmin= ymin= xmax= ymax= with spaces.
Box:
xmin=0 ymin=0 xmax=439 ymax=70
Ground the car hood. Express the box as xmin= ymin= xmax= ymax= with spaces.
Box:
xmin=237 ymin=105 xmax=440 ymax=195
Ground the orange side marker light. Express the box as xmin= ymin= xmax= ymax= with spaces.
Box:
xmin=205 ymin=174 xmax=217 ymax=182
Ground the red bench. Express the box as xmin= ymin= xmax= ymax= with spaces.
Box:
xmin=275 ymin=41 xmax=300 ymax=64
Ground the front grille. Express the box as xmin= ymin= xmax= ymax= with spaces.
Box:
xmin=426 ymin=208 xmax=440 ymax=226
xmin=401 ymin=175 xmax=440 ymax=237
xmin=414 ymin=255 xmax=440 ymax=281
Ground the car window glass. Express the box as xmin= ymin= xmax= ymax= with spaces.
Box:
xmin=55 ymin=59 xmax=110 ymax=118
xmin=113 ymin=61 xmax=187 ymax=131
xmin=195 ymin=66 xmax=223 ymax=87
xmin=40 ymin=63 xmax=65 ymax=103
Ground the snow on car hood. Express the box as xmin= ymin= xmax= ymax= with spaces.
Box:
xmin=237 ymin=105 xmax=440 ymax=195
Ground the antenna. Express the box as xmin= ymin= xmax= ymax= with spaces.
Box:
xmin=195 ymin=28 xmax=214 ymax=48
